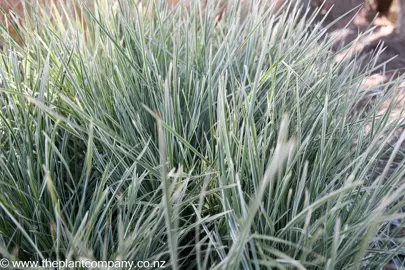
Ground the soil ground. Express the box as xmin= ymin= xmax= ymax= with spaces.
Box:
xmin=320 ymin=0 xmax=405 ymax=73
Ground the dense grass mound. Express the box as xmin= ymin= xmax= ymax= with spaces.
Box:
xmin=1 ymin=0 xmax=405 ymax=268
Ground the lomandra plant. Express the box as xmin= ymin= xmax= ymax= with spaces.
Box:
xmin=0 ymin=0 xmax=405 ymax=269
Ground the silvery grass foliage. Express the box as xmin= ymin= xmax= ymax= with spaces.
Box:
xmin=0 ymin=0 xmax=405 ymax=269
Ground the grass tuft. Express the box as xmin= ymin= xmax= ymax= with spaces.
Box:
xmin=0 ymin=0 xmax=405 ymax=268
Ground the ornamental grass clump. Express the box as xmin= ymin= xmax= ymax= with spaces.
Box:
xmin=0 ymin=0 xmax=405 ymax=269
